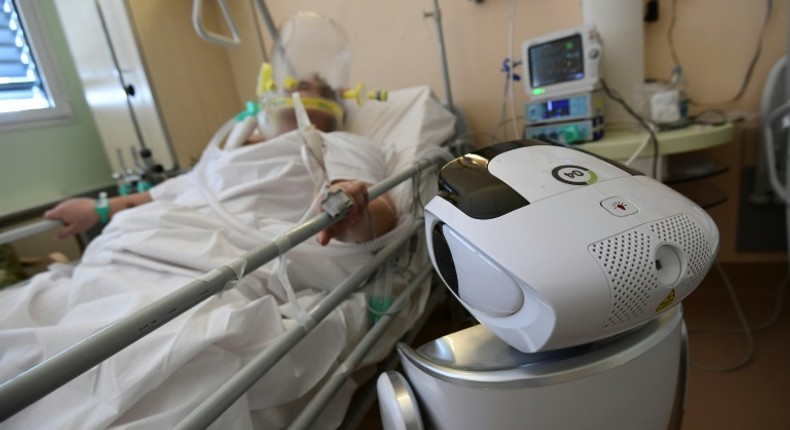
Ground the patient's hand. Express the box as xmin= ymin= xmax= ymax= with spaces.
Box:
xmin=318 ymin=181 xmax=370 ymax=246
xmin=317 ymin=180 xmax=398 ymax=246
xmin=44 ymin=192 xmax=152 ymax=240
xmin=44 ymin=198 xmax=100 ymax=239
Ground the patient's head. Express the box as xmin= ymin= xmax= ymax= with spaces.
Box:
xmin=275 ymin=75 xmax=343 ymax=134
xmin=268 ymin=12 xmax=349 ymax=135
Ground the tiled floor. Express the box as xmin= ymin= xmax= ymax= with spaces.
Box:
xmin=355 ymin=262 xmax=790 ymax=430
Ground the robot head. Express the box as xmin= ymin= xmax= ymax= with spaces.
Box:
xmin=425 ymin=140 xmax=719 ymax=353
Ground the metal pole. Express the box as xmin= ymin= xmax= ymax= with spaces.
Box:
xmin=0 ymin=215 xmax=326 ymax=422
xmin=251 ymin=0 xmax=279 ymax=45
xmin=0 ymin=219 xmax=61 ymax=245
xmin=424 ymin=0 xmax=455 ymax=114
xmin=288 ymin=263 xmax=433 ymax=430
xmin=0 ymin=149 xmax=450 ymax=422
xmin=337 ymin=284 xmax=446 ymax=430
xmin=95 ymin=0 xmax=148 ymax=150
xmin=191 ymin=0 xmax=242 ymax=47
xmin=174 ymin=221 xmax=423 ymax=430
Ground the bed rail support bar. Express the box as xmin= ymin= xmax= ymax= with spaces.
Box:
xmin=289 ymin=263 xmax=434 ymax=430
xmin=0 ymin=213 xmax=344 ymax=421
xmin=0 ymin=148 xmax=450 ymax=423
xmin=175 ymin=220 xmax=424 ymax=430
xmin=0 ymin=219 xmax=62 ymax=246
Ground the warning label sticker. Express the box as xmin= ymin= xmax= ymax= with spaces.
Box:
xmin=656 ymin=289 xmax=676 ymax=312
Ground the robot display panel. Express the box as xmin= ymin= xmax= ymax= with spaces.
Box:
xmin=528 ymin=34 xmax=585 ymax=88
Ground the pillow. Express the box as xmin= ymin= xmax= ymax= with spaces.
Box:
xmin=343 ymin=86 xmax=456 ymax=214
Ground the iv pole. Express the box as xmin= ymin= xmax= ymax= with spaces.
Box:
xmin=95 ymin=0 xmax=171 ymax=184
xmin=424 ymin=0 xmax=470 ymax=141
xmin=423 ymin=0 xmax=455 ymax=115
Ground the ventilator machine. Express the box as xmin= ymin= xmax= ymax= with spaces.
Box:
xmin=378 ymin=139 xmax=719 ymax=429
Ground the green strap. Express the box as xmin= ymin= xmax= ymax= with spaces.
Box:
xmin=96 ymin=201 xmax=110 ymax=224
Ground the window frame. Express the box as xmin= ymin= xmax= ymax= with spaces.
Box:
xmin=0 ymin=0 xmax=72 ymax=132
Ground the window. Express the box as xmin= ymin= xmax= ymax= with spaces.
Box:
xmin=0 ymin=0 xmax=70 ymax=130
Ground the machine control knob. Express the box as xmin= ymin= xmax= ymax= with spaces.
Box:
xmin=562 ymin=125 xmax=581 ymax=143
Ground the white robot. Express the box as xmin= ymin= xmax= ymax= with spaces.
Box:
xmin=377 ymin=139 xmax=719 ymax=430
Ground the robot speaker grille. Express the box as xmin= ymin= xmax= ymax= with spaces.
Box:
xmin=590 ymin=230 xmax=659 ymax=328
xmin=649 ymin=214 xmax=712 ymax=298
xmin=590 ymin=214 xmax=712 ymax=329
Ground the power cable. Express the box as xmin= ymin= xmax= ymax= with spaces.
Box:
xmin=689 ymin=264 xmax=788 ymax=372
xmin=600 ymin=79 xmax=660 ymax=178
xmin=668 ymin=0 xmax=773 ymax=106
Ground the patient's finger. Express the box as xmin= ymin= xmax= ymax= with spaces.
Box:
xmin=334 ymin=181 xmax=368 ymax=207
xmin=317 ymin=229 xmax=331 ymax=246
xmin=354 ymin=184 xmax=369 ymax=207
xmin=43 ymin=207 xmax=60 ymax=220
xmin=55 ymin=224 xmax=77 ymax=240
xmin=317 ymin=225 xmax=342 ymax=246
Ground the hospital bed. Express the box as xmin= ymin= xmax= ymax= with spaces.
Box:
xmin=0 ymin=85 xmax=458 ymax=429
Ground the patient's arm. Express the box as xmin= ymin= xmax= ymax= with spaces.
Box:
xmin=44 ymin=192 xmax=153 ymax=239
xmin=317 ymin=180 xmax=398 ymax=246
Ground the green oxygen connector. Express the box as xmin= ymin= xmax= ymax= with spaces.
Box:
xmin=369 ymin=295 xmax=392 ymax=325
xmin=235 ymin=101 xmax=260 ymax=122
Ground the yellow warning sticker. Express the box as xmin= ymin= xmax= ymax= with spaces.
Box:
xmin=656 ymin=289 xmax=676 ymax=312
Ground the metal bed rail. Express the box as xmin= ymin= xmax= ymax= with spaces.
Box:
xmin=176 ymin=220 xmax=426 ymax=430
xmin=338 ymin=283 xmax=447 ymax=430
xmin=0 ymin=219 xmax=62 ymax=246
xmin=288 ymin=262 xmax=434 ymax=430
xmin=0 ymin=147 xmax=453 ymax=423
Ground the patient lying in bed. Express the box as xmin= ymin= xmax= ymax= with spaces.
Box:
xmin=45 ymin=76 xmax=398 ymax=249
xmin=0 ymin=78 xmax=404 ymax=429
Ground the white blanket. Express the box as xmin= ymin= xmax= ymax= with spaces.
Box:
xmin=0 ymin=130 xmax=401 ymax=429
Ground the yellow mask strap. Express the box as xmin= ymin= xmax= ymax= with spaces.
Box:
xmin=256 ymin=63 xmax=275 ymax=99
xmin=269 ymin=96 xmax=345 ymax=125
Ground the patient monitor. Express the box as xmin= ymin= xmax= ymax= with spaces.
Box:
xmin=523 ymin=24 xmax=602 ymax=100
xmin=378 ymin=140 xmax=719 ymax=429
xmin=522 ymin=25 xmax=605 ymax=144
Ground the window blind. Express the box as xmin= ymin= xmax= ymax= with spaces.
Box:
xmin=0 ymin=0 xmax=48 ymax=110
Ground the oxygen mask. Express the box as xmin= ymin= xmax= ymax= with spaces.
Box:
xmin=255 ymin=12 xmax=387 ymax=139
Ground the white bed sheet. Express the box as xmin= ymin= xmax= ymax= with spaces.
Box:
xmin=0 ymin=86 xmax=455 ymax=429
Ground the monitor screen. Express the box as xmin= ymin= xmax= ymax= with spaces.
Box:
xmin=528 ymin=34 xmax=585 ymax=88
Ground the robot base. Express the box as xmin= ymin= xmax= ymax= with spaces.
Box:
xmin=378 ymin=306 xmax=686 ymax=430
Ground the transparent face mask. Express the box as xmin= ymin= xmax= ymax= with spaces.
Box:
xmin=272 ymin=12 xmax=350 ymax=92
xmin=257 ymin=12 xmax=351 ymax=138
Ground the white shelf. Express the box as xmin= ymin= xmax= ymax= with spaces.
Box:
xmin=576 ymin=123 xmax=734 ymax=160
